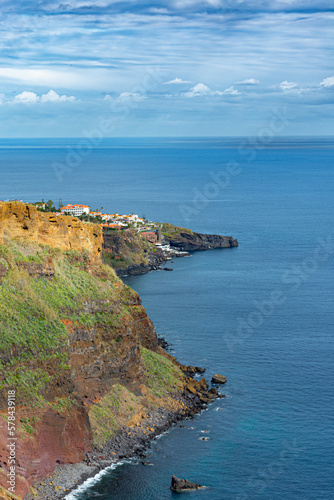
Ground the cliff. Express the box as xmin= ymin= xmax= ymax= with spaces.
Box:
xmin=0 ymin=204 xmax=213 ymax=500
xmin=161 ymin=223 xmax=238 ymax=251
xmin=0 ymin=202 xmax=103 ymax=259
xmin=103 ymin=229 xmax=167 ymax=276
xmin=103 ymin=224 xmax=238 ymax=277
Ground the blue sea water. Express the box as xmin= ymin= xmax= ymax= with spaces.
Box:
xmin=1 ymin=138 xmax=334 ymax=499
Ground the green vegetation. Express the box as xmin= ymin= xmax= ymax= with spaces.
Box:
xmin=140 ymin=347 xmax=183 ymax=398
xmin=89 ymin=383 xmax=143 ymax=447
xmin=0 ymin=235 xmax=187 ymax=455
xmin=51 ymin=396 xmax=76 ymax=413
xmin=77 ymin=213 xmax=103 ymax=224
xmin=103 ymin=229 xmax=155 ymax=270
xmin=34 ymin=199 xmax=58 ymax=212
xmin=89 ymin=387 xmax=122 ymax=446
xmin=162 ymin=222 xmax=193 ymax=241
xmin=19 ymin=416 xmax=39 ymax=435
xmin=0 ymin=239 xmax=121 ymax=404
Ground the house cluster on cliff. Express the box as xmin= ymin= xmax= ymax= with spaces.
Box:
xmin=61 ymin=204 xmax=90 ymax=217
xmin=34 ymin=200 xmax=161 ymax=240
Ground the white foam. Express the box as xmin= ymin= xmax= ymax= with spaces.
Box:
xmin=64 ymin=459 xmax=133 ymax=499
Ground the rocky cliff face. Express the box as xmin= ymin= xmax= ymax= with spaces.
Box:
xmin=162 ymin=223 xmax=238 ymax=251
xmin=0 ymin=202 xmax=103 ymax=259
xmin=167 ymin=231 xmax=238 ymax=251
xmin=0 ymin=206 xmax=163 ymax=499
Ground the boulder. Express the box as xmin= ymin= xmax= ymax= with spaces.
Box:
xmin=211 ymin=374 xmax=227 ymax=384
xmin=196 ymin=378 xmax=209 ymax=391
xmin=195 ymin=366 xmax=206 ymax=374
xmin=185 ymin=383 xmax=197 ymax=395
xmin=170 ymin=475 xmax=204 ymax=492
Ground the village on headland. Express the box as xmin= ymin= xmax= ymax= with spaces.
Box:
xmin=0 ymin=199 xmax=237 ymax=275
xmin=1 ymin=198 xmax=162 ymax=245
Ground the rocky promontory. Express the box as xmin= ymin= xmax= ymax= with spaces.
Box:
xmin=161 ymin=222 xmax=238 ymax=252
xmin=103 ymin=222 xmax=238 ymax=277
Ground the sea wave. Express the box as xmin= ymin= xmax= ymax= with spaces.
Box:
xmin=64 ymin=459 xmax=134 ymax=500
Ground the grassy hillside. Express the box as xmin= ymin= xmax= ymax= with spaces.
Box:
xmin=103 ymin=228 xmax=157 ymax=270
xmin=0 ymin=238 xmax=188 ymax=498
xmin=161 ymin=222 xmax=194 ymax=241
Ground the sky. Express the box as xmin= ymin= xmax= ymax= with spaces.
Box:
xmin=0 ymin=1 xmax=333 ymax=137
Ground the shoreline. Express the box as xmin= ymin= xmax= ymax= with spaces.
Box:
xmin=31 ymin=375 xmax=225 ymax=500
xmin=115 ymin=244 xmax=189 ymax=277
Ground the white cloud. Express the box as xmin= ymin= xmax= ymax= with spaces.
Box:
xmin=0 ymin=67 xmax=123 ymax=91
xmin=320 ymin=77 xmax=334 ymax=88
xmin=13 ymin=89 xmax=75 ymax=104
xmin=104 ymin=94 xmax=113 ymax=101
xmin=237 ymin=78 xmax=260 ymax=85
xmin=185 ymin=83 xmax=223 ymax=97
xmin=222 ymin=85 xmax=240 ymax=95
xmin=41 ymin=90 xmax=75 ymax=102
xmin=14 ymin=91 xmax=39 ymax=103
xmin=185 ymin=83 xmax=240 ymax=97
xmin=119 ymin=92 xmax=146 ymax=102
xmin=164 ymin=78 xmax=191 ymax=84
xmin=280 ymin=80 xmax=298 ymax=91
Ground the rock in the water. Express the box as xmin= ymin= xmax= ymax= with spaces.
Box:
xmin=195 ymin=366 xmax=206 ymax=374
xmin=170 ymin=475 xmax=204 ymax=492
xmin=211 ymin=374 xmax=227 ymax=384
xmin=163 ymin=267 xmax=173 ymax=271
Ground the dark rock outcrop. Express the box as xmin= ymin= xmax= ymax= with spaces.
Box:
xmin=170 ymin=475 xmax=204 ymax=492
xmin=211 ymin=374 xmax=227 ymax=384
xmin=166 ymin=231 xmax=238 ymax=252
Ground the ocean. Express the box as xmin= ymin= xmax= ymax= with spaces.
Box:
xmin=1 ymin=137 xmax=334 ymax=499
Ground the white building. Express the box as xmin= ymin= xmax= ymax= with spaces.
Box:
xmin=61 ymin=204 xmax=90 ymax=217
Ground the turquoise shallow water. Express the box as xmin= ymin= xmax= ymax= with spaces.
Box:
xmin=1 ymin=138 xmax=334 ymax=499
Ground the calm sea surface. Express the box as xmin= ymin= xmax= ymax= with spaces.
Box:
xmin=1 ymin=138 xmax=333 ymax=499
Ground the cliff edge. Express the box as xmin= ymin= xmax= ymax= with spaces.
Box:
xmin=0 ymin=202 xmax=102 ymax=259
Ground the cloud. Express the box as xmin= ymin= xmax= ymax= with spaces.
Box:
xmin=280 ymin=80 xmax=298 ymax=91
xmin=237 ymin=78 xmax=260 ymax=85
xmin=320 ymin=77 xmax=334 ymax=88
xmin=185 ymin=83 xmax=223 ymax=97
xmin=14 ymin=91 xmax=39 ymax=103
xmin=41 ymin=90 xmax=75 ymax=102
xmin=164 ymin=78 xmax=191 ymax=84
xmin=0 ymin=67 xmax=119 ymax=91
xmin=119 ymin=91 xmax=146 ymax=102
xmin=13 ymin=89 xmax=75 ymax=104
xmin=184 ymin=83 xmax=240 ymax=97
xmin=222 ymin=85 xmax=240 ymax=95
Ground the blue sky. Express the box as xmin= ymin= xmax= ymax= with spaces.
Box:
xmin=0 ymin=0 xmax=333 ymax=137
